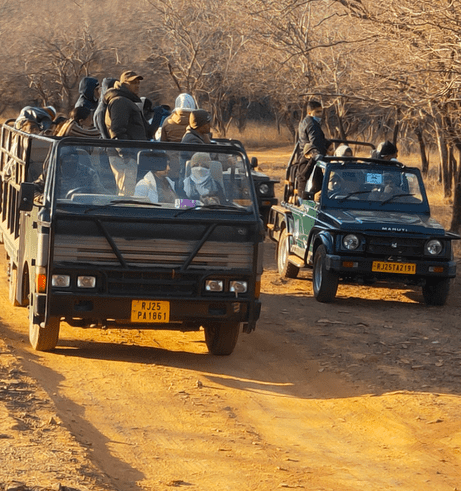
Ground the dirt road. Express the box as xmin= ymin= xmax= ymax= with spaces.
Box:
xmin=1 ymin=148 xmax=461 ymax=490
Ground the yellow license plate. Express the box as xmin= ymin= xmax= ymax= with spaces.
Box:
xmin=131 ymin=300 xmax=170 ymax=323
xmin=372 ymin=261 xmax=416 ymax=274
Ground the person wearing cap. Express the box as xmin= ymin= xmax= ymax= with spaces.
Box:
xmin=104 ymin=70 xmax=150 ymax=195
xmin=74 ymin=76 xmax=100 ymax=112
xmin=181 ymin=109 xmax=212 ymax=145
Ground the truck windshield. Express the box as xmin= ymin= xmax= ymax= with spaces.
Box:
xmin=325 ymin=166 xmax=424 ymax=205
xmin=54 ymin=143 xmax=256 ymax=213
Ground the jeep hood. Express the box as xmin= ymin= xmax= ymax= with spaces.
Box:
xmin=325 ymin=209 xmax=446 ymax=235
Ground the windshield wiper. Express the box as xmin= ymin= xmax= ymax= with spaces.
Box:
xmin=379 ymin=193 xmax=415 ymax=205
xmin=337 ymin=191 xmax=371 ymax=202
xmin=84 ymin=199 xmax=161 ymax=214
xmin=174 ymin=203 xmax=251 ymax=217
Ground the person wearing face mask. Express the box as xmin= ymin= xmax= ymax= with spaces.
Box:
xmin=297 ymin=99 xmax=329 ymax=160
xmin=183 ymin=152 xmax=226 ymax=204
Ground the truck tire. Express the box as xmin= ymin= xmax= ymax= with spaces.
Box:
xmin=8 ymin=266 xmax=20 ymax=307
xmin=422 ymin=278 xmax=450 ymax=306
xmin=204 ymin=321 xmax=240 ymax=355
xmin=277 ymin=229 xmax=299 ymax=279
xmin=29 ymin=308 xmax=60 ymax=351
xmin=313 ymin=245 xmax=339 ymax=303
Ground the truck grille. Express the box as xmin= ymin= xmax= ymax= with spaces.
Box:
xmin=367 ymin=237 xmax=425 ymax=256
xmin=53 ymin=235 xmax=253 ymax=270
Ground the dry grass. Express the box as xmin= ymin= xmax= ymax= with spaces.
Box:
xmin=226 ymin=121 xmax=293 ymax=149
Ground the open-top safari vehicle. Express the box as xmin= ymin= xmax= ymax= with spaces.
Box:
xmin=268 ymin=143 xmax=459 ymax=304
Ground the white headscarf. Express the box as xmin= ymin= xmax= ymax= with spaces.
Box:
xmin=334 ymin=145 xmax=352 ymax=157
xmin=174 ymin=93 xmax=197 ymax=111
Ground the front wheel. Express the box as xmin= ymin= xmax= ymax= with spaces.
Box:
xmin=313 ymin=245 xmax=339 ymax=303
xmin=204 ymin=321 xmax=240 ymax=355
xmin=29 ymin=302 xmax=60 ymax=351
xmin=277 ymin=229 xmax=300 ymax=278
xmin=422 ymin=278 xmax=451 ymax=306
xmin=8 ymin=264 xmax=20 ymax=307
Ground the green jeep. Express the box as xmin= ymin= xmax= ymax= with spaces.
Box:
xmin=268 ymin=150 xmax=459 ymax=305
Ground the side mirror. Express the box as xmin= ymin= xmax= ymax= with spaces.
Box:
xmin=250 ymin=156 xmax=258 ymax=169
xmin=18 ymin=182 xmax=35 ymax=212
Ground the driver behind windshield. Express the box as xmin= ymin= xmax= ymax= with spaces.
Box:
xmin=56 ymin=147 xmax=107 ymax=199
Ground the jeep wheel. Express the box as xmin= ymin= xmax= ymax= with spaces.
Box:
xmin=204 ymin=321 xmax=240 ymax=355
xmin=313 ymin=245 xmax=339 ymax=303
xmin=277 ymin=229 xmax=299 ymax=279
xmin=422 ymin=278 xmax=451 ymax=306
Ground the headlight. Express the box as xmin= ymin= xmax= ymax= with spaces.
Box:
xmin=425 ymin=239 xmax=443 ymax=255
xmin=230 ymin=280 xmax=248 ymax=293
xmin=343 ymin=234 xmax=360 ymax=250
xmin=205 ymin=280 xmax=223 ymax=292
xmin=77 ymin=276 xmax=97 ymax=288
xmin=52 ymin=275 xmax=70 ymax=288
xmin=259 ymin=183 xmax=270 ymax=195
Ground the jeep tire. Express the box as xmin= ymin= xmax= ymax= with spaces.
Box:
xmin=313 ymin=245 xmax=339 ymax=303
xmin=277 ymin=229 xmax=300 ymax=279
xmin=422 ymin=277 xmax=450 ymax=306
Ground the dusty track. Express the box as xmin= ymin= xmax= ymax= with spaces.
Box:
xmin=1 ymin=148 xmax=461 ymax=490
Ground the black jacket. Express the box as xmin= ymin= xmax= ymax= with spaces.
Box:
xmin=104 ymin=83 xmax=149 ymax=141
xmin=298 ymin=116 xmax=328 ymax=156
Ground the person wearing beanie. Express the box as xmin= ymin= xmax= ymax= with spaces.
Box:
xmin=160 ymin=93 xmax=197 ymax=142
xmin=181 ymin=109 xmax=212 ymax=145
xmin=74 ymin=76 xmax=100 ymax=112
xmin=104 ymin=70 xmax=150 ymax=195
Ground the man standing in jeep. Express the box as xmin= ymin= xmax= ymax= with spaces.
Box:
xmin=104 ymin=70 xmax=150 ymax=195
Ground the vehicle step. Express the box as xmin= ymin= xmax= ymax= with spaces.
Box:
xmin=289 ymin=255 xmax=305 ymax=268
xmin=266 ymin=223 xmax=275 ymax=231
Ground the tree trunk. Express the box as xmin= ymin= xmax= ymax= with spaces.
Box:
xmin=415 ymin=127 xmax=429 ymax=176
xmin=449 ymin=149 xmax=461 ymax=233
xmin=435 ymin=130 xmax=451 ymax=196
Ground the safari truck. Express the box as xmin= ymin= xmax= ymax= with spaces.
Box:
xmin=0 ymin=122 xmax=264 ymax=354
xmin=268 ymin=146 xmax=459 ymax=305
xmin=212 ymin=138 xmax=279 ymax=226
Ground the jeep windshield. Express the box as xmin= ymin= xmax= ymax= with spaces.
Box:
xmin=51 ymin=141 xmax=257 ymax=215
xmin=322 ymin=163 xmax=426 ymax=210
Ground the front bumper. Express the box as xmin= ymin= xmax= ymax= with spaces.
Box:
xmin=326 ymin=254 xmax=457 ymax=280
xmin=39 ymin=293 xmax=261 ymax=329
